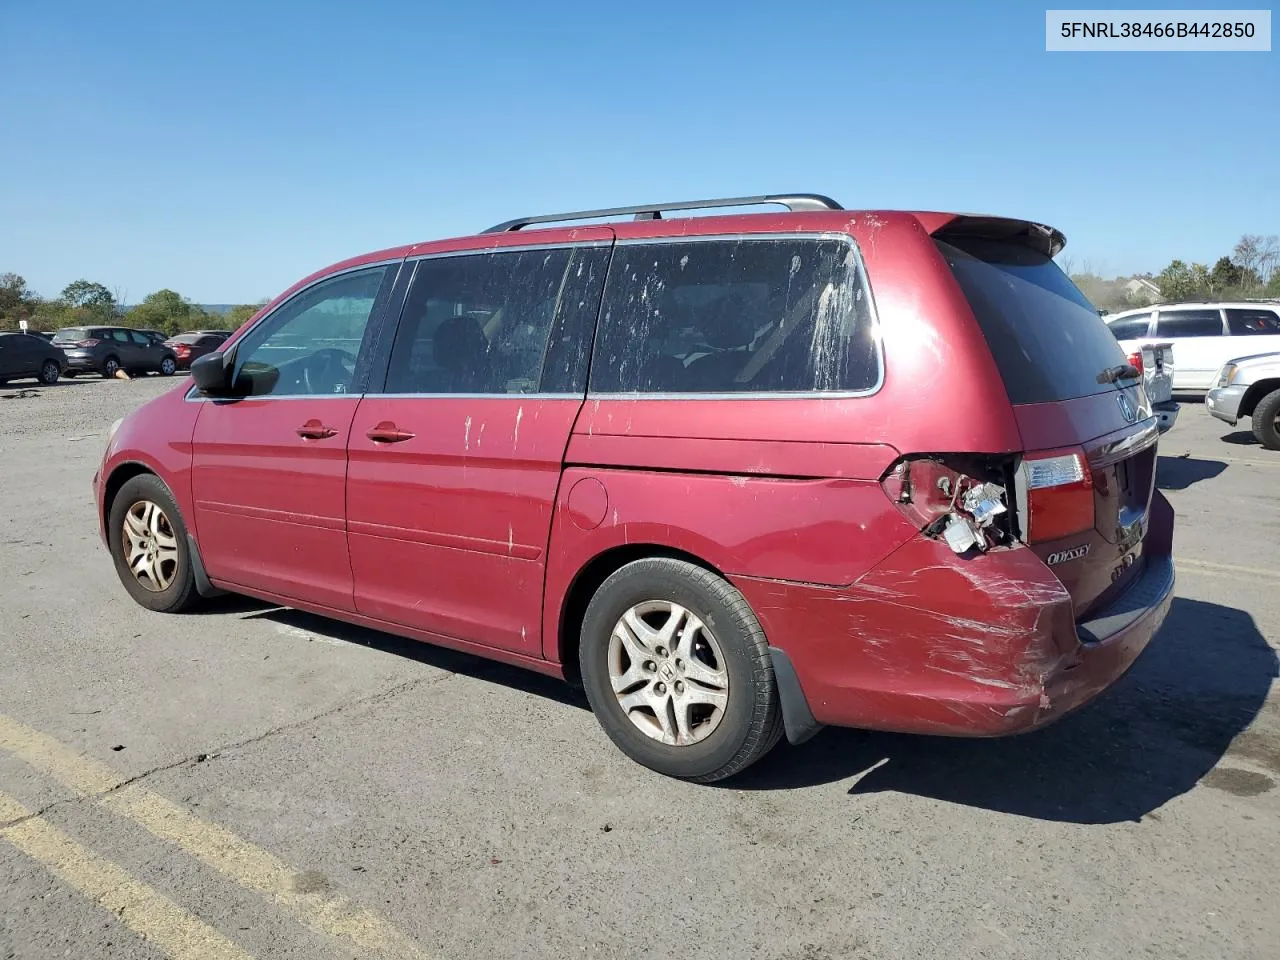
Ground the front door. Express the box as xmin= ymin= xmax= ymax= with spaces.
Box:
xmin=346 ymin=233 xmax=611 ymax=655
xmin=190 ymin=263 xmax=400 ymax=610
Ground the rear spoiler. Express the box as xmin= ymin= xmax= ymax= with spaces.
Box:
xmin=933 ymin=215 xmax=1067 ymax=258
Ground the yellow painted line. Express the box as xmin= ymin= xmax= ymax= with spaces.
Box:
xmin=1177 ymin=558 xmax=1279 ymax=582
xmin=0 ymin=715 xmax=425 ymax=960
xmin=0 ymin=791 xmax=254 ymax=960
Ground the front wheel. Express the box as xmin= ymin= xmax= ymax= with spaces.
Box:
xmin=107 ymin=474 xmax=201 ymax=613
xmin=579 ymin=558 xmax=783 ymax=782
xmin=38 ymin=360 xmax=60 ymax=385
xmin=1251 ymin=387 xmax=1280 ymax=451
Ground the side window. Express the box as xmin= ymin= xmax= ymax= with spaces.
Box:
xmin=590 ymin=236 xmax=879 ymax=394
xmin=1154 ymin=309 xmax=1224 ymax=338
xmin=1106 ymin=315 xmax=1150 ymax=339
xmin=382 ymin=245 xmax=597 ymax=395
xmin=232 ymin=266 xmax=393 ymax=397
xmin=129 ymin=331 xmax=150 ymax=346
xmin=110 ymin=329 xmax=132 ymax=343
xmin=1226 ymin=308 xmax=1280 ymax=335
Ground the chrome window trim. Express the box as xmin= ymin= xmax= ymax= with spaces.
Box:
xmin=184 ymin=390 xmax=586 ymax=403
xmin=590 ymin=231 xmax=885 ymax=400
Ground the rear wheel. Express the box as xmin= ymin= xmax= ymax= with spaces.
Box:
xmin=107 ymin=474 xmax=200 ymax=613
xmin=159 ymin=356 xmax=177 ymax=376
xmin=101 ymin=356 xmax=120 ymax=379
xmin=1251 ymin=387 xmax=1280 ymax=451
xmin=579 ymin=557 xmax=783 ymax=782
xmin=38 ymin=360 xmax=60 ymax=385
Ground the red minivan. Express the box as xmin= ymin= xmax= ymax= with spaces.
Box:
xmin=93 ymin=195 xmax=1174 ymax=782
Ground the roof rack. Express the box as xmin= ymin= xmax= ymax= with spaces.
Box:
xmin=482 ymin=193 xmax=843 ymax=233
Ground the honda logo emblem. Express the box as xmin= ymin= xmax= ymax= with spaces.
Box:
xmin=1117 ymin=392 xmax=1137 ymax=423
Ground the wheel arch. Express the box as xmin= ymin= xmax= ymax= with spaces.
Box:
xmin=1239 ymin=378 xmax=1280 ymax=418
xmin=103 ymin=461 xmax=158 ymax=525
xmin=556 ymin=543 xmax=727 ymax=685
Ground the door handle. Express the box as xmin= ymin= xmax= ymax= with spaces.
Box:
xmin=366 ymin=421 xmax=415 ymax=444
xmin=296 ymin=419 xmax=338 ymax=440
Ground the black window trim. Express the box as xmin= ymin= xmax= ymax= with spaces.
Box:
xmin=1153 ymin=306 xmax=1227 ymax=338
xmin=371 ymin=239 xmax=615 ymax=400
xmin=183 ymin=257 xmax=404 ymax=402
xmin=587 ymin=231 xmax=884 ymax=401
xmin=1106 ymin=313 xmax=1154 ymax=338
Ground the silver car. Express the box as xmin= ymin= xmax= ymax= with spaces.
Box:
xmin=1206 ymin=351 xmax=1280 ymax=450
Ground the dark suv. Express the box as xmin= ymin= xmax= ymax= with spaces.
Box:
xmin=0 ymin=332 xmax=67 ymax=385
xmin=93 ymin=194 xmax=1174 ymax=783
xmin=53 ymin=326 xmax=178 ymax=378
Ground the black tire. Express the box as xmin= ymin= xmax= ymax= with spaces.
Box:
xmin=159 ymin=355 xmax=177 ymax=376
xmin=107 ymin=474 xmax=201 ymax=613
xmin=1251 ymin=388 xmax=1280 ymax=451
xmin=101 ymin=356 xmax=120 ymax=379
xmin=579 ymin=557 xmax=783 ymax=782
xmin=38 ymin=360 xmax=60 ymax=385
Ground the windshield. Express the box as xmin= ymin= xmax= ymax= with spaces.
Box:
xmin=935 ymin=236 xmax=1128 ymax=404
xmin=53 ymin=328 xmax=92 ymax=343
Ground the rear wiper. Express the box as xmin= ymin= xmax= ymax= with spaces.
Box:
xmin=1098 ymin=363 xmax=1141 ymax=384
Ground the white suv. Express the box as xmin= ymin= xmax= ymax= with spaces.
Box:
xmin=1105 ymin=301 xmax=1280 ymax=392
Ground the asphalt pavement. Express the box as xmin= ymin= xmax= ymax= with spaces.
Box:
xmin=1 ymin=375 xmax=1277 ymax=960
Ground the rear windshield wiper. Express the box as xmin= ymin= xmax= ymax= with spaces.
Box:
xmin=1098 ymin=363 xmax=1141 ymax=384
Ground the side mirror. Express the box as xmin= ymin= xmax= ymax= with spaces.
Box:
xmin=190 ymin=351 xmax=235 ymax=395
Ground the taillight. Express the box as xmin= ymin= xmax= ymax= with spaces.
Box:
xmin=1127 ymin=350 xmax=1144 ymax=376
xmin=1022 ymin=448 xmax=1094 ymax=543
xmin=78 ymin=338 xmax=101 ymax=347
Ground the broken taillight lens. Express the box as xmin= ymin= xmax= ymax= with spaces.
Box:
xmin=880 ymin=455 xmax=1011 ymax=554
xmin=1022 ymin=448 xmax=1094 ymax=543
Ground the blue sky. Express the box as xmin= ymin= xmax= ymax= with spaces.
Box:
xmin=2 ymin=0 xmax=1276 ymax=303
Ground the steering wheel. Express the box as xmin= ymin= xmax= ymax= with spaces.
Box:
xmin=301 ymin=348 xmax=357 ymax=395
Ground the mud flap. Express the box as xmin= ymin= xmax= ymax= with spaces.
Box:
xmin=769 ymin=647 xmax=824 ymax=745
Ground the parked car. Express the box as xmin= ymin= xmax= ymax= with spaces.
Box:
xmin=52 ymin=326 xmax=178 ymax=379
xmin=164 ymin=331 xmax=231 ymax=369
xmin=1106 ymin=301 xmax=1280 ymax=392
xmin=92 ymin=194 xmax=1174 ymax=782
xmin=0 ymin=332 xmax=66 ymax=385
xmin=1206 ymin=351 xmax=1280 ymax=450
xmin=137 ymin=329 xmax=168 ymax=345
xmin=1125 ymin=340 xmax=1178 ymax=433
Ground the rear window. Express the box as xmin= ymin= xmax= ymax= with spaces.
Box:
xmin=590 ymin=236 xmax=879 ymax=394
xmin=1226 ymin=308 xmax=1280 ymax=335
xmin=53 ymin=328 xmax=91 ymax=343
xmin=170 ymin=334 xmax=203 ymax=344
xmin=935 ymin=236 xmax=1127 ymax=404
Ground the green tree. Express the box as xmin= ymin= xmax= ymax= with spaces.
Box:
xmin=59 ymin=279 xmax=118 ymax=324
xmin=0 ymin=272 xmax=39 ymax=327
xmin=1209 ymin=257 xmax=1243 ymax=293
xmin=224 ymin=303 xmax=263 ymax=327
xmin=1155 ymin=260 xmax=1212 ymax=302
xmin=126 ymin=289 xmax=192 ymax=335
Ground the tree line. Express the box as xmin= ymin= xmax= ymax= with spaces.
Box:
xmin=1064 ymin=234 xmax=1280 ymax=313
xmin=0 ymin=274 xmax=265 ymax=336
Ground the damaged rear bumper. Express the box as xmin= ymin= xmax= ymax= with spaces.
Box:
xmin=733 ymin=492 xmax=1176 ymax=740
